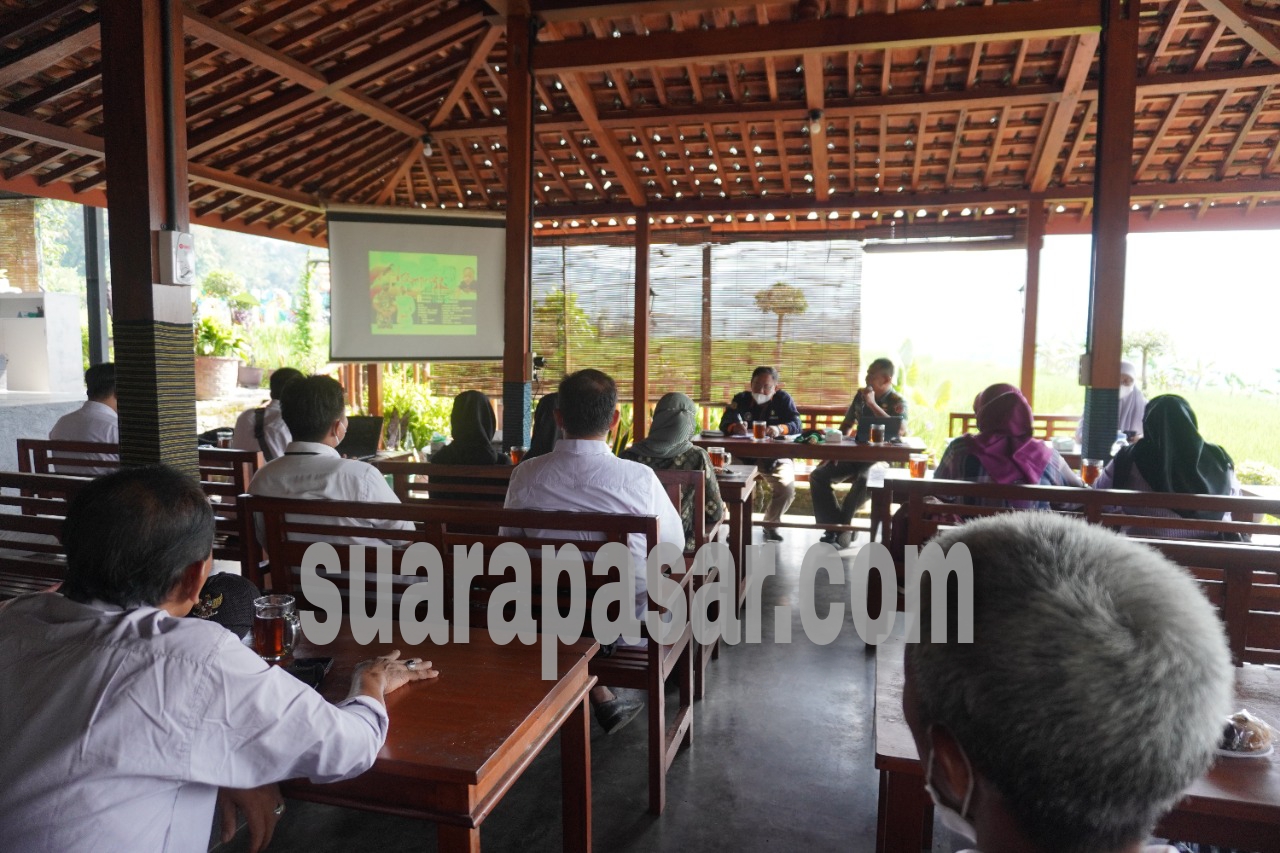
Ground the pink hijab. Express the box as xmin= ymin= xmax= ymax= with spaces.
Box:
xmin=962 ymin=383 xmax=1054 ymax=485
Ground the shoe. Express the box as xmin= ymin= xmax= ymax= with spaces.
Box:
xmin=819 ymin=531 xmax=838 ymax=544
xmin=595 ymin=694 xmax=644 ymax=734
xmin=762 ymin=529 xmax=784 ymax=543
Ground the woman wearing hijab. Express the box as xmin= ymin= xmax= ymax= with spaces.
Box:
xmin=525 ymin=392 xmax=559 ymax=460
xmin=621 ymin=392 xmax=725 ymax=552
xmin=934 ymin=383 xmax=1083 ymax=508
xmin=1094 ymin=395 xmax=1240 ymax=538
xmin=431 ymin=390 xmax=508 ymax=466
xmin=1074 ymin=360 xmax=1147 ymax=444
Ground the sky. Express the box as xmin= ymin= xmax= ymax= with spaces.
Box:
xmin=862 ymin=230 xmax=1280 ymax=387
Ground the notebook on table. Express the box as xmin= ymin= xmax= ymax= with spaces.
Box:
xmin=335 ymin=415 xmax=384 ymax=461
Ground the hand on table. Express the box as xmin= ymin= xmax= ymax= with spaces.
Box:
xmin=765 ymin=425 xmax=781 ymax=439
xmin=349 ymin=649 xmax=439 ymax=704
xmin=727 ymin=423 xmax=747 ymax=436
xmin=216 ymin=783 xmax=283 ymax=853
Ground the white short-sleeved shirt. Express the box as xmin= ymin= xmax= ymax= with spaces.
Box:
xmin=48 ymin=400 xmax=119 ymax=474
xmin=231 ymin=399 xmax=291 ymax=461
xmin=0 ymin=594 xmax=387 ymax=853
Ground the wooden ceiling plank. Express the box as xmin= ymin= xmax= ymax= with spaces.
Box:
xmin=559 ymin=74 xmax=646 ymax=204
xmin=483 ymin=61 xmax=508 ymax=102
xmin=635 ymin=132 xmax=673 ymax=195
xmin=239 ymin=202 xmax=283 ymax=228
xmin=739 ymin=120 xmax=762 ymax=190
xmin=4 ymin=63 xmax=99 ymax=114
xmin=804 ymin=52 xmax=829 ymax=200
xmin=194 ymin=192 xmax=240 ymax=219
xmin=1060 ymin=97 xmax=1097 ymax=185
xmin=0 ymin=0 xmax=84 ymax=43
xmin=1218 ymin=84 xmax=1273 ymax=180
xmin=535 ymin=135 xmax=578 ymax=202
xmin=256 ymin=119 xmax=385 ymax=185
xmin=431 ymin=26 xmax=504 ymax=129
xmin=323 ymin=6 xmax=485 ymax=92
xmin=1266 ymin=130 xmax=1280 ymax=176
xmin=533 ymin=0 xmax=1101 ymax=72
xmin=564 ymin=132 xmax=608 ymax=199
xmin=1199 ymin=0 xmax=1280 ymax=65
xmin=437 ymin=138 xmax=470 ymax=205
xmin=1193 ymin=20 xmax=1227 ymax=72
xmin=945 ymin=109 xmax=967 ymax=188
xmin=1010 ymin=39 xmax=1029 ymax=86
xmin=188 ymin=87 xmax=322 ymax=154
xmin=456 ymin=138 xmax=494 ymax=205
xmin=0 ymin=12 xmax=99 ymax=90
xmin=416 ymin=151 xmax=441 ymax=207
xmin=188 ymin=161 xmax=323 ymax=210
xmin=224 ymin=198 xmax=268 ymax=224
xmin=532 ymin=0 xmax=743 ymax=22
xmin=1134 ymin=92 xmax=1187 ymax=180
xmin=1174 ymin=90 xmax=1232 ymax=182
xmin=650 ymin=67 xmax=669 ymax=105
xmin=610 ymin=72 xmax=634 ymax=109
xmin=0 ymin=109 xmax=101 ymax=155
xmin=922 ymin=46 xmax=937 ymax=94
xmin=35 ymin=154 xmax=98 ymax=185
xmin=982 ymin=106 xmax=1009 ymax=188
xmin=3 ymin=146 xmax=68 ymax=180
xmin=376 ymin=142 xmax=422 ymax=204
xmin=765 ymin=56 xmax=779 ymax=102
xmin=882 ymin=48 xmax=894 ymax=95
xmin=877 ymin=114 xmax=887 ymax=192
xmin=965 ymin=42 xmax=982 ymax=89
xmin=1028 ymin=32 xmax=1099 ymax=192
xmin=774 ymin=122 xmax=792 ymax=194
xmin=723 ymin=60 xmax=742 ymax=103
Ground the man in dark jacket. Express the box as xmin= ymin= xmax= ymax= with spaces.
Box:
xmin=719 ymin=366 xmax=802 ymax=541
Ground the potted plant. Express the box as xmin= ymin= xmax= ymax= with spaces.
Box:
xmin=194 ymin=316 xmax=250 ymax=400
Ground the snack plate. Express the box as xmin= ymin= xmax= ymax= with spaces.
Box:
xmin=1215 ymin=744 xmax=1274 ymax=759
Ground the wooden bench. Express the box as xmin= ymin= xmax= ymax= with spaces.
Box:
xmin=0 ymin=471 xmax=93 ymax=599
xmin=17 ymin=437 xmax=120 ymax=475
xmin=374 ymin=460 xmax=512 ymax=506
xmin=948 ymin=411 xmax=1080 ymax=439
xmin=244 ymin=495 xmax=696 ymax=815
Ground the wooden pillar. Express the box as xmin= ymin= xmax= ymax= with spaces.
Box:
xmin=1081 ymin=0 xmax=1137 ymax=460
xmin=365 ymin=363 xmax=382 ymax=415
xmin=84 ymin=206 xmax=110 ymax=365
xmin=100 ymin=0 xmax=196 ymax=473
xmin=1019 ymin=200 xmax=1045 ymax=407
xmin=700 ymin=243 xmax=712 ymax=403
xmin=633 ymin=214 xmax=650 ymax=442
xmin=501 ymin=8 xmax=533 ymax=450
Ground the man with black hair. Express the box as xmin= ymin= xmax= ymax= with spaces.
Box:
xmin=49 ymin=362 xmax=119 ymax=474
xmin=231 ymin=366 xmax=304 ymax=460
xmin=504 ymin=369 xmax=683 ymax=733
xmin=0 ymin=465 xmax=436 ymax=853
xmin=719 ymin=365 xmax=802 ymax=541
xmin=248 ymin=374 xmax=413 ymax=546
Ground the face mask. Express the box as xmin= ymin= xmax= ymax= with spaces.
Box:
xmin=923 ymin=742 xmax=977 ymax=842
xmin=752 ymin=392 xmax=771 ymax=405
xmin=1120 ymin=383 xmax=1134 ymax=399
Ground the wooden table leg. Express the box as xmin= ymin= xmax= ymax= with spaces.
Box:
xmin=561 ymin=694 xmax=592 ymax=853
xmin=437 ymin=823 xmax=481 ymax=853
xmin=876 ymin=768 xmax=933 ymax=853
xmin=726 ymin=494 xmax=746 ymax=613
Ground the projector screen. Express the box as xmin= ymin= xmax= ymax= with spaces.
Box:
xmin=327 ymin=211 xmax=506 ymax=361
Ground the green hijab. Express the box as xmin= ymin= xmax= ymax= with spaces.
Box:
xmin=628 ymin=392 xmax=698 ymax=459
xmin=1126 ymin=395 xmax=1233 ymax=516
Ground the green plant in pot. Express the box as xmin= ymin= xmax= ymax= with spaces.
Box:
xmin=194 ymin=316 xmax=250 ymax=399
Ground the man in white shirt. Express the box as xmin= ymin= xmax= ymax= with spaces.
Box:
xmin=249 ymin=374 xmax=414 ymax=547
xmin=231 ymin=366 xmax=303 ymax=461
xmin=0 ymin=465 xmax=437 ymax=853
xmin=48 ymin=362 xmax=119 ymax=474
xmin=903 ymin=513 xmax=1232 ymax=853
xmin=504 ymin=369 xmax=683 ymax=733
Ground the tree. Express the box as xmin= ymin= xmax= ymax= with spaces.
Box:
xmin=1123 ymin=329 xmax=1171 ymax=390
xmin=754 ymin=281 xmax=808 ymax=363
xmin=532 ymin=289 xmax=598 ymax=376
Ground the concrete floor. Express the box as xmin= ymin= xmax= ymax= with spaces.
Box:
xmin=212 ymin=528 xmax=963 ymax=853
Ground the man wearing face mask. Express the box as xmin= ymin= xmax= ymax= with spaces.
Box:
xmin=719 ymin=366 xmax=802 ymax=541
xmin=903 ymin=512 xmax=1232 ymax=853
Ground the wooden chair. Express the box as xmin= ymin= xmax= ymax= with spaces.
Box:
xmin=244 ymin=495 xmax=696 ymax=815
xmin=374 ymin=460 xmax=514 ymax=506
xmin=0 ymin=471 xmax=93 ymax=599
xmin=655 ymin=467 xmax=726 ymax=700
xmin=947 ymin=412 xmax=1080 ymax=439
xmin=17 ymin=437 xmax=120 ymax=475
xmin=197 ymin=447 xmax=264 ymax=581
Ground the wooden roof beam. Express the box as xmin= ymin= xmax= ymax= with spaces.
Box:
xmin=376 ymin=142 xmax=423 ymax=205
xmin=0 ymin=110 xmax=101 ymax=155
xmin=1059 ymin=98 xmax=1097 ymax=186
xmin=531 ymin=0 xmax=733 ymax=23
xmin=533 ymin=0 xmax=1101 ymax=72
xmin=0 ymin=11 xmax=99 ymax=90
xmin=187 ymin=162 xmax=323 ymax=212
xmin=431 ymin=25 xmax=505 ymax=128
xmin=1174 ymin=91 xmax=1232 ymax=182
xmin=803 ymin=53 xmax=829 ymax=201
xmin=1199 ymin=0 xmax=1280 ymax=65
xmin=558 ymin=74 xmax=646 ymax=205
xmin=1134 ymin=93 xmax=1187 ymax=180
xmin=1028 ymin=32 xmax=1098 ymax=192
xmin=1218 ymin=84 xmax=1272 ymax=180
xmin=0 ymin=0 xmax=85 ymax=44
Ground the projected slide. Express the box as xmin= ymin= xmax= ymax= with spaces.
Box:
xmin=369 ymin=251 xmax=478 ymax=335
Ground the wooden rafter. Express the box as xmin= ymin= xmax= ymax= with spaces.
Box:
xmin=803 ymin=53 xmax=829 ymax=201
xmin=1199 ymin=0 xmax=1280 ymax=65
xmin=0 ymin=0 xmax=85 ymax=43
xmin=533 ymin=0 xmax=1101 ymax=72
xmin=1218 ymin=84 xmax=1273 ymax=180
xmin=945 ymin=109 xmax=967 ymax=188
xmin=1028 ymin=32 xmax=1099 ymax=192
xmin=1193 ymin=20 xmax=1228 ymax=72
xmin=773 ymin=123 xmax=792 ymax=194
xmin=0 ymin=11 xmax=99 ymax=90
xmin=558 ymin=74 xmax=646 ymax=204
xmin=1146 ymin=0 xmax=1190 ymax=75
xmin=376 ymin=141 xmax=422 ymax=204
xmin=1174 ymin=91 xmax=1233 ymax=181
xmin=1134 ymin=93 xmax=1187 ymax=180
xmin=416 ymin=151 xmax=441 ymax=207
xmin=431 ymin=25 xmax=504 ymax=128
xmin=983 ymin=106 xmax=1009 ymax=188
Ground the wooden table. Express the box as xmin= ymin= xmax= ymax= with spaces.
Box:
xmin=873 ymin=638 xmax=1280 ymax=853
xmin=714 ymin=463 xmax=758 ymax=612
xmin=694 ymin=434 xmax=922 ymax=464
xmin=282 ymin=632 xmax=598 ymax=853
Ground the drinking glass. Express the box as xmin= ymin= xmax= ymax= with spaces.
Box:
xmin=1081 ymin=459 xmax=1104 ymax=486
xmin=909 ymin=454 xmax=928 ymax=478
xmin=869 ymin=423 xmax=886 ymax=444
xmin=708 ymin=446 xmax=726 ymax=468
xmin=751 ymin=420 xmax=767 ymax=441
xmin=253 ymin=594 xmax=299 ymax=664
xmin=509 ymin=446 xmax=527 ymax=464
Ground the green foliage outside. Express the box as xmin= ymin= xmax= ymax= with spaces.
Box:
xmin=753 ymin=281 xmax=809 ymax=364
xmin=379 ymin=366 xmax=455 ymax=449
xmin=194 ymin=316 xmax=249 ymax=360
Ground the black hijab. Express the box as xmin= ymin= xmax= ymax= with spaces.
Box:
xmin=1121 ymin=395 xmax=1233 ymax=515
xmin=526 ymin=392 xmax=559 ymax=460
xmin=432 ymin=390 xmax=505 ymax=465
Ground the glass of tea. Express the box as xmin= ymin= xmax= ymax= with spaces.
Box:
xmin=869 ymin=423 xmax=886 ymax=444
xmin=509 ymin=446 xmax=527 ymax=464
xmin=908 ymin=453 xmax=928 ymax=478
xmin=708 ymin=446 xmax=726 ymax=469
xmin=1081 ymin=459 xmax=1104 ymax=486
xmin=751 ymin=420 xmax=767 ymax=441
xmin=252 ymin=594 xmax=299 ymax=664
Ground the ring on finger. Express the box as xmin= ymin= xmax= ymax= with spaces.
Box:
xmin=406 ymin=659 xmax=419 ymax=671
xmin=274 ymin=803 xmax=285 ymax=816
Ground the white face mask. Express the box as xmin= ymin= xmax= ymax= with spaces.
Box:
xmin=923 ymin=743 xmax=977 ymax=842
xmin=752 ymin=392 xmax=771 ymax=405
xmin=1119 ymin=383 xmax=1134 ymax=399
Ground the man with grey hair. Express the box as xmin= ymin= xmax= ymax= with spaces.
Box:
xmin=903 ymin=512 xmax=1233 ymax=853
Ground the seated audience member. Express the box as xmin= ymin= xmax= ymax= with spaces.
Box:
xmin=231 ymin=366 xmax=304 ymax=461
xmin=525 ymin=391 xmax=560 ymax=459
xmin=249 ymin=375 xmax=414 ymax=546
xmin=811 ymin=357 xmax=907 ymax=548
xmin=49 ymin=362 xmax=119 ymax=474
xmin=904 ymin=512 xmax=1231 ymax=853
xmin=934 ymin=383 xmax=1082 ymax=508
xmin=504 ymin=369 xmax=683 ymax=733
xmin=0 ymin=466 xmax=436 ymax=853
xmin=1095 ymin=395 xmax=1241 ymax=538
xmin=430 ymin=390 xmax=508 ymax=467
xmin=1075 ymin=360 xmax=1147 ymax=444
xmin=622 ymin=391 xmax=725 ymax=552
xmin=719 ymin=365 xmax=801 ymax=541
